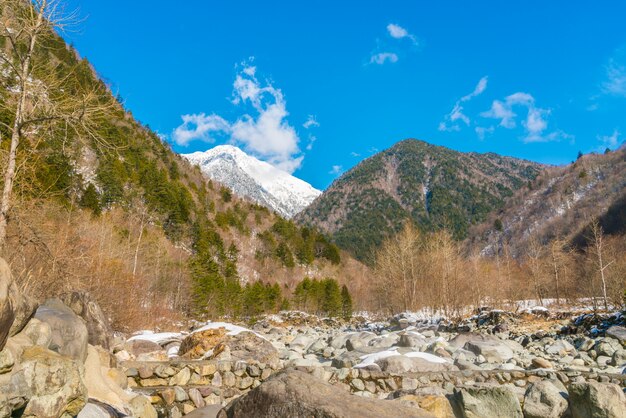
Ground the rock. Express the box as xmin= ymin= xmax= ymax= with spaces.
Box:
xmin=376 ymin=355 xmax=456 ymax=373
xmin=464 ymin=340 xmax=514 ymax=363
xmin=59 ymin=292 xmax=112 ymax=349
xmin=184 ymin=404 xmax=223 ymax=418
xmin=0 ymin=348 xmax=14 ymax=374
xmin=123 ymin=340 xmax=163 ymax=357
xmin=128 ymin=395 xmax=158 ymax=418
xmin=568 ymin=381 xmax=626 ymax=418
xmin=606 ymin=326 xmax=626 ymax=345
xmin=400 ymin=394 xmax=454 ymax=418
xmin=546 ymin=339 xmax=576 ymax=355
xmin=522 ymin=381 xmax=568 ymax=418
xmin=180 ymin=330 xmax=278 ymax=365
xmin=398 ymin=333 xmax=426 ymax=348
xmin=531 ymin=357 xmax=553 ymax=369
xmin=34 ymin=298 xmax=89 ymax=362
xmin=331 ymin=351 xmax=364 ymax=369
xmin=218 ymin=369 xmax=432 ymax=417
xmin=83 ymin=345 xmax=133 ymax=413
xmin=16 ymin=346 xmax=87 ymax=418
xmin=179 ymin=328 xmax=228 ymax=358
xmin=189 ymin=387 xmax=206 ymax=408
xmin=0 ymin=257 xmax=36 ymax=350
xmin=453 ymin=386 xmax=522 ymax=418
xmin=170 ymin=367 xmax=191 ymax=386
xmin=77 ymin=400 xmax=125 ymax=418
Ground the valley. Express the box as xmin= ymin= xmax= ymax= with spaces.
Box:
xmin=0 ymin=0 xmax=625 ymax=417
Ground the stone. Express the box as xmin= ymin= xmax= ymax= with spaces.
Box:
xmin=189 ymin=388 xmax=206 ymax=408
xmin=531 ymin=357 xmax=553 ymax=369
xmin=174 ymin=386 xmax=188 ymax=402
xmin=410 ymin=394 xmax=454 ymax=418
xmin=83 ymin=345 xmax=133 ymax=413
xmin=16 ymin=346 xmax=87 ymax=418
xmin=128 ymin=395 xmax=158 ymax=418
xmin=223 ymin=371 xmax=236 ymax=387
xmin=453 ymin=386 xmax=522 ymax=418
xmin=160 ymin=388 xmax=176 ymax=405
xmin=568 ymin=381 xmax=626 ymax=418
xmin=170 ymin=367 xmax=191 ymax=386
xmin=184 ymin=404 xmax=223 ymax=417
xmin=606 ymin=326 xmax=626 ymax=345
xmin=34 ymin=298 xmax=89 ymax=362
xmin=545 ymin=340 xmax=576 ymax=355
xmin=180 ymin=329 xmax=279 ymax=365
xmin=465 ymin=340 xmax=514 ymax=363
xmin=77 ymin=401 xmax=122 ymax=417
xmin=523 ymin=381 xmax=568 ymax=418
xmin=0 ymin=348 xmax=14 ymax=374
xmin=376 ymin=355 xmax=457 ymax=373
xmin=59 ymin=291 xmax=112 ymax=349
xmin=0 ymin=258 xmax=36 ymax=350
xmin=123 ymin=339 xmax=162 ymax=357
xmin=239 ymin=376 xmax=254 ymax=390
xmin=218 ymin=369 xmax=432 ymax=417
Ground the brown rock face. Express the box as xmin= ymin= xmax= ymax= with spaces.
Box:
xmin=179 ymin=329 xmax=279 ymax=364
xmin=179 ymin=328 xmax=228 ymax=359
xmin=218 ymin=369 xmax=433 ymax=418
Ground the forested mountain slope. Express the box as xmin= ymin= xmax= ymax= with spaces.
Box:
xmin=0 ymin=1 xmax=368 ymax=330
xmin=297 ymin=139 xmax=543 ymax=262
xmin=469 ymin=145 xmax=626 ymax=258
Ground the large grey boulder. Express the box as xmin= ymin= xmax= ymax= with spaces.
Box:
xmin=34 ymin=298 xmax=89 ymax=362
xmin=218 ymin=369 xmax=433 ymax=418
xmin=14 ymin=346 xmax=87 ymax=418
xmin=606 ymin=326 xmax=626 ymax=345
xmin=568 ymin=381 xmax=626 ymax=418
xmin=376 ymin=355 xmax=457 ymax=373
xmin=522 ymin=381 xmax=568 ymax=418
xmin=464 ymin=340 xmax=514 ymax=363
xmin=60 ymin=292 xmax=112 ymax=349
xmin=0 ymin=258 xmax=36 ymax=351
xmin=453 ymin=386 xmax=522 ymax=418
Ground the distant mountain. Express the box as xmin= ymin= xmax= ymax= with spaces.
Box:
xmin=182 ymin=145 xmax=321 ymax=218
xmin=296 ymin=139 xmax=544 ymax=262
xmin=468 ymin=145 xmax=626 ymax=257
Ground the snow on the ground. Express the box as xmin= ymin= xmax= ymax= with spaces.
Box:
xmin=127 ymin=332 xmax=182 ymax=345
xmin=354 ymin=349 xmax=402 ymax=368
xmin=353 ymin=347 xmax=448 ymax=368
xmin=404 ymin=351 xmax=448 ymax=364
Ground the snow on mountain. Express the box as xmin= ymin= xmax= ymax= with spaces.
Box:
xmin=182 ymin=145 xmax=321 ymax=218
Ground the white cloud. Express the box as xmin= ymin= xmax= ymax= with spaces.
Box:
xmin=439 ymin=76 xmax=488 ymax=131
xmin=481 ymin=92 xmax=570 ymax=143
xmin=475 ymin=126 xmax=495 ymax=140
xmin=602 ymin=58 xmax=626 ymax=97
xmin=329 ymin=165 xmax=343 ymax=175
xmin=173 ymin=61 xmax=305 ymax=173
xmin=303 ymin=115 xmax=319 ymax=129
xmin=305 ymin=134 xmax=316 ymax=151
xmin=598 ymin=129 xmax=621 ymax=149
xmin=387 ymin=23 xmax=418 ymax=45
xmin=172 ymin=113 xmax=230 ymax=146
xmin=350 ymin=151 xmax=361 ymax=157
xmin=370 ymin=52 xmax=399 ymax=65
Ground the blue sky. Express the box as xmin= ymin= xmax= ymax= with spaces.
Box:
xmin=63 ymin=1 xmax=626 ymax=189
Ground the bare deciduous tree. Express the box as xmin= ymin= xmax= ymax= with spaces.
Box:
xmin=0 ymin=0 xmax=114 ymax=251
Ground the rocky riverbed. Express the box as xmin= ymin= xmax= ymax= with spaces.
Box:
xmin=1 ymin=255 xmax=626 ymax=417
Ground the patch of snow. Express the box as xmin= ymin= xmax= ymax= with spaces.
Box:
xmin=404 ymin=351 xmax=448 ymax=364
xmin=354 ymin=349 xmax=402 ymax=368
xmin=127 ymin=332 xmax=182 ymax=345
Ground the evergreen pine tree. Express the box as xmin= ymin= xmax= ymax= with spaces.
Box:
xmin=80 ymin=183 xmax=101 ymax=216
xmin=341 ymin=285 xmax=353 ymax=320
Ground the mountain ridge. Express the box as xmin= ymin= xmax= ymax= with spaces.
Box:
xmin=183 ymin=145 xmax=321 ymax=218
xmin=297 ymin=139 xmax=545 ymax=261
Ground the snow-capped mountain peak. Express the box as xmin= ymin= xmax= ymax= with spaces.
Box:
xmin=182 ymin=145 xmax=321 ymax=218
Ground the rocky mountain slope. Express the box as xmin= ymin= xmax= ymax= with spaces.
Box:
xmin=297 ymin=139 xmax=543 ymax=261
xmin=469 ymin=145 xmax=626 ymax=257
xmin=182 ymin=145 xmax=321 ymax=218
